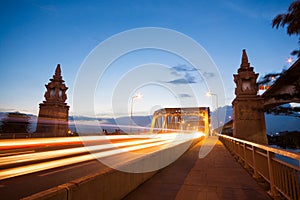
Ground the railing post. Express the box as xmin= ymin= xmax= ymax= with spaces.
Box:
xmin=233 ymin=140 xmax=237 ymax=158
xmin=243 ymin=143 xmax=249 ymax=169
xmin=237 ymin=142 xmax=243 ymax=163
xmin=267 ymin=151 xmax=279 ymax=198
xmin=252 ymin=146 xmax=259 ymax=178
xmin=220 ymin=134 xmax=300 ymax=199
xmin=235 ymin=141 xmax=239 ymax=158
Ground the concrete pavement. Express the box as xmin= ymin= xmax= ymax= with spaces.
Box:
xmin=124 ymin=137 xmax=271 ymax=200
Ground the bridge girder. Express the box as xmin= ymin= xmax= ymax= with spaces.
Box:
xmin=151 ymin=107 xmax=210 ymax=134
xmin=262 ymin=58 xmax=300 ymax=110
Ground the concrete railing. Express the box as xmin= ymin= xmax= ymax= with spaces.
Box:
xmin=218 ymin=134 xmax=300 ymax=200
xmin=22 ymin=168 xmax=156 ymax=200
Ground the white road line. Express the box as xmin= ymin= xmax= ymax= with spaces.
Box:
xmin=38 ymin=161 xmax=95 ymax=177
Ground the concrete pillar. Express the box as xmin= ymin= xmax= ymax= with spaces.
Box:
xmin=232 ymin=97 xmax=267 ymax=144
xmin=232 ymin=50 xmax=268 ymax=144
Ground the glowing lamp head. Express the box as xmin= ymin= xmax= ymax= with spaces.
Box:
xmin=287 ymin=57 xmax=293 ymax=64
xmin=136 ymin=93 xmax=142 ymax=99
xmin=132 ymin=93 xmax=142 ymax=100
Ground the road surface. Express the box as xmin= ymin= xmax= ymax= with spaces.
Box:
xmin=0 ymin=133 xmax=203 ymax=199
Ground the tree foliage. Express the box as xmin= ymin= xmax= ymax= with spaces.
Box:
xmin=257 ymin=70 xmax=286 ymax=86
xmin=266 ymin=105 xmax=300 ymax=118
xmin=268 ymin=131 xmax=300 ymax=149
xmin=268 ymin=1 xmax=300 ymax=116
xmin=272 ymin=0 xmax=300 ymax=35
xmin=0 ymin=112 xmax=30 ymax=133
xmin=272 ymin=0 xmax=300 ymax=57
xmin=258 ymin=69 xmax=300 ymax=118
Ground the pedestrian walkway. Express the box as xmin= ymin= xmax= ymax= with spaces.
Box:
xmin=123 ymin=137 xmax=271 ymax=200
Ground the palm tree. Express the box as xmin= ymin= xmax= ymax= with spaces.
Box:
xmin=272 ymin=0 xmax=300 ymax=57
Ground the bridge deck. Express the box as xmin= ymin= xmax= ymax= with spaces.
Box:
xmin=124 ymin=137 xmax=271 ymax=200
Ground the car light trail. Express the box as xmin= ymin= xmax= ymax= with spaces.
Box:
xmin=0 ymin=137 xmax=82 ymax=150
xmin=0 ymin=133 xmax=202 ymax=180
xmin=0 ymin=140 xmax=172 ymax=180
xmin=0 ymin=135 xmax=152 ymax=150
xmin=0 ymin=137 xmax=166 ymax=167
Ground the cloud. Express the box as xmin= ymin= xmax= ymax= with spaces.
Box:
xmin=171 ymin=64 xmax=197 ymax=72
xmin=184 ymin=72 xmax=197 ymax=83
xmin=167 ymin=73 xmax=197 ymax=85
xmin=203 ymin=72 xmax=215 ymax=79
xmin=168 ymin=79 xmax=189 ymax=84
xmin=167 ymin=64 xmax=216 ymax=85
xmin=178 ymin=94 xmax=192 ymax=98
xmin=168 ymin=64 xmax=199 ymax=84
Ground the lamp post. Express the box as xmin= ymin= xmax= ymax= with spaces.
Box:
xmin=206 ymin=92 xmax=219 ymax=129
xmin=130 ymin=93 xmax=142 ymax=134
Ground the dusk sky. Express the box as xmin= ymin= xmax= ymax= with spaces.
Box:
xmin=0 ymin=0 xmax=297 ymax=118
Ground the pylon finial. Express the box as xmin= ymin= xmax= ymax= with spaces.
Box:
xmin=241 ymin=49 xmax=250 ymax=68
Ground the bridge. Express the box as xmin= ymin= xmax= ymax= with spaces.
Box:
xmin=262 ymin=57 xmax=300 ymax=109
xmin=0 ymin=133 xmax=298 ymax=199
xmin=0 ymin=50 xmax=299 ymax=200
xmin=150 ymin=107 xmax=210 ymax=134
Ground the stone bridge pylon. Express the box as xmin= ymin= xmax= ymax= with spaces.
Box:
xmin=232 ymin=50 xmax=268 ymax=144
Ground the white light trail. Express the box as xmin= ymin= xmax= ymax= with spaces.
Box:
xmin=0 ymin=134 xmax=175 ymax=150
xmin=0 ymin=133 xmax=203 ymax=180
xmin=0 ymin=139 xmax=172 ymax=180
xmin=0 ymin=138 xmax=165 ymax=166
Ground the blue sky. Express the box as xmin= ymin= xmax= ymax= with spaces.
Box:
xmin=0 ymin=0 xmax=297 ymax=117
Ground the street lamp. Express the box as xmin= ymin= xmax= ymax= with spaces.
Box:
xmin=206 ymin=91 xmax=219 ymax=129
xmin=130 ymin=93 xmax=142 ymax=133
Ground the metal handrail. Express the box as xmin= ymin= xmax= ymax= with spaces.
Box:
xmin=217 ymin=134 xmax=300 ymax=200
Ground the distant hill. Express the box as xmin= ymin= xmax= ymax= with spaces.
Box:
xmin=69 ymin=115 xmax=152 ymax=134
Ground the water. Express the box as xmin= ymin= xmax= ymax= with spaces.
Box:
xmin=270 ymin=145 xmax=300 ymax=167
